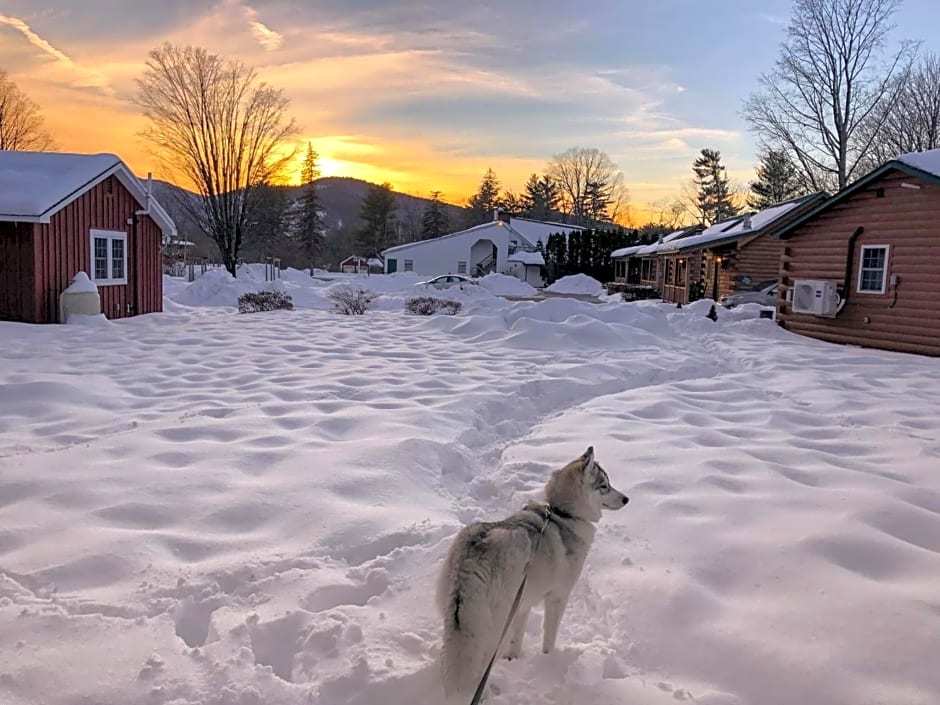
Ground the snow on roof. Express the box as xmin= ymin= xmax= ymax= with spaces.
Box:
xmin=0 ymin=150 xmax=177 ymax=236
xmin=611 ymin=244 xmax=644 ymax=258
xmin=0 ymin=151 xmax=120 ymax=217
xmin=664 ymin=198 xmax=807 ymax=252
xmin=508 ymin=250 xmax=545 ymax=266
xmin=367 ymin=257 xmax=384 ymax=267
xmin=507 ymin=217 xmax=583 ymax=248
xmin=896 ymin=148 xmax=940 ymax=178
xmin=633 ymin=226 xmax=700 ymax=256
xmin=382 ymin=220 xmax=507 ymax=255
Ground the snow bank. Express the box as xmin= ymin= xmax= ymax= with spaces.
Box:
xmin=546 ymin=273 xmax=605 ymax=296
xmin=478 ymin=272 xmax=538 ymax=297
xmin=169 ymin=268 xmax=256 ymax=307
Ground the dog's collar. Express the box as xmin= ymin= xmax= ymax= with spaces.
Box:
xmin=546 ymin=504 xmax=576 ymax=521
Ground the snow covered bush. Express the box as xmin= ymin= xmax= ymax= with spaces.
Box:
xmin=329 ymin=285 xmax=378 ymax=315
xmin=237 ymin=290 xmax=294 ymax=313
xmin=405 ymin=296 xmax=462 ymax=316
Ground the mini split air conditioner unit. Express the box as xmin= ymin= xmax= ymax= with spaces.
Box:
xmin=789 ymin=279 xmax=840 ymax=316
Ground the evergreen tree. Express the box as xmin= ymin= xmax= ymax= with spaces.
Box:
xmin=748 ymin=149 xmax=807 ymax=209
xmin=692 ymin=148 xmax=738 ymax=225
xmin=544 ymin=232 xmax=568 ymax=283
xmin=355 ymin=182 xmax=398 ymax=256
xmin=464 ymin=168 xmax=502 ymax=226
xmin=296 ymin=142 xmax=325 ymax=267
xmin=421 ymin=191 xmax=451 ymax=240
xmin=524 ymin=173 xmax=561 ymax=220
xmin=583 ymin=179 xmax=612 ymax=224
xmin=500 ymin=190 xmax=530 ymax=216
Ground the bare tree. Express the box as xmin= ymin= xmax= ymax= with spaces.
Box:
xmin=135 ymin=44 xmax=299 ymax=275
xmin=0 ymin=70 xmax=55 ymax=151
xmin=547 ymin=147 xmax=626 ymax=226
xmin=646 ymin=197 xmax=687 ymax=230
xmin=860 ymin=52 xmax=940 ymax=168
xmin=743 ymin=0 xmax=916 ymax=191
xmin=396 ymin=196 xmax=424 ymax=244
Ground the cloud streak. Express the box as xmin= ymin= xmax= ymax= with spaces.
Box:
xmin=0 ymin=12 xmax=111 ymax=91
xmin=234 ymin=1 xmax=284 ymax=51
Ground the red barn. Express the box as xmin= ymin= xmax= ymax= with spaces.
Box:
xmin=0 ymin=151 xmax=176 ymax=323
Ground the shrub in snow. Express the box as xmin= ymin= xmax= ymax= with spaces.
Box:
xmin=405 ymin=297 xmax=462 ymax=316
xmin=238 ymin=290 xmax=294 ymax=313
xmin=706 ymin=304 xmax=718 ymax=322
xmin=329 ymin=285 xmax=378 ymax=315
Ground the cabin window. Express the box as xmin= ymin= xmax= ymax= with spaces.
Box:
xmin=404 ymin=259 xmax=414 ymax=272
xmin=457 ymin=261 xmax=467 ymax=274
xmin=89 ymin=229 xmax=128 ymax=285
xmin=857 ymin=245 xmax=889 ymax=294
xmin=677 ymin=259 xmax=687 ymax=287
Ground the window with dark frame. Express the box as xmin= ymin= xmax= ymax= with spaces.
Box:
xmin=858 ymin=245 xmax=888 ymax=293
xmin=404 ymin=259 xmax=414 ymax=272
xmin=457 ymin=261 xmax=467 ymax=274
xmin=94 ymin=237 xmax=109 ymax=280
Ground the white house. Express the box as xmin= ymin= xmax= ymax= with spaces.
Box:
xmin=381 ymin=211 xmax=582 ymax=287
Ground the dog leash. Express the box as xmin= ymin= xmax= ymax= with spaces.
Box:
xmin=469 ymin=503 xmax=555 ymax=705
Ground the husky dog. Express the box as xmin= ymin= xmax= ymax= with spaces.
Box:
xmin=436 ymin=446 xmax=629 ymax=697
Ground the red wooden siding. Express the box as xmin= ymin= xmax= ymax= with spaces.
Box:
xmin=779 ymin=170 xmax=940 ymax=356
xmin=29 ymin=176 xmax=163 ymax=323
xmin=0 ymin=222 xmax=35 ymax=321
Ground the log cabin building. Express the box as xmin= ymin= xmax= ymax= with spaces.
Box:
xmin=774 ymin=150 xmax=940 ymax=357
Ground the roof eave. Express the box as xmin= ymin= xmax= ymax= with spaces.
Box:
xmin=775 ymin=164 xmax=940 ymax=239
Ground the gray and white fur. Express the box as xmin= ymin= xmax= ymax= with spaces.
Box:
xmin=436 ymin=446 xmax=629 ymax=698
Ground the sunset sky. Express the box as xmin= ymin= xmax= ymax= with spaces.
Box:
xmin=2 ymin=0 xmax=939 ymax=222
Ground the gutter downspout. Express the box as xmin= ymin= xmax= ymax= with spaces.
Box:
xmin=836 ymin=226 xmax=865 ymax=316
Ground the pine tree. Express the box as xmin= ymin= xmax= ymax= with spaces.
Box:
xmin=583 ymin=180 xmax=612 ymax=225
xmin=296 ymin=142 xmax=325 ymax=268
xmin=544 ymin=232 xmax=568 ymax=283
xmin=524 ymin=173 xmax=561 ymax=220
xmin=500 ymin=190 xmax=530 ymax=216
xmin=421 ymin=191 xmax=451 ymax=240
xmin=692 ymin=148 xmax=738 ymax=225
xmin=464 ymin=168 xmax=502 ymax=226
xmin=748 ymin=149 xmax=807 ymax=209
xmin=355 ymin=182 xmax=398 ymax=256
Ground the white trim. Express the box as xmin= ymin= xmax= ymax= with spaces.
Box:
xmin=90 ymin=229 xmax=129 ymax=286
xmin=0 ymin=157 xmax=177 ymax=238
xmin=857 ymin=244 xmax=889 ymax=294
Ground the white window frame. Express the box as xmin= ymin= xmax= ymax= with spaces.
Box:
xmin=404 ymin=259 xmax=414 ymax=272
xmin=457 ymin=261 xmax=467 ymax=274
xmin=90 ymin=229 xmax=128 ymax=286
xmin=857 ymin=244 xmax=889 ymax=294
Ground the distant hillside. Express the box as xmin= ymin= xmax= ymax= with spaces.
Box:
xmin=152 ymin=177 xmax=467 ymax=266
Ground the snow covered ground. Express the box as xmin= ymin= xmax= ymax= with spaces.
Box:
xmin=1 ymin=271 xmax=939 ymax=705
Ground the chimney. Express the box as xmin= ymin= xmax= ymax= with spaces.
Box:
xmin=743 ymin=213 xmax=753 ymax=230
xmin=493 ymin=208 xmax=511 ymax=224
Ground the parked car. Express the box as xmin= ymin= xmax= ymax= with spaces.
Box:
xmin=720 ymin=281 xmax=778 ymax=308
xmin=417 ymin=274 xmax=479 ymax=289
